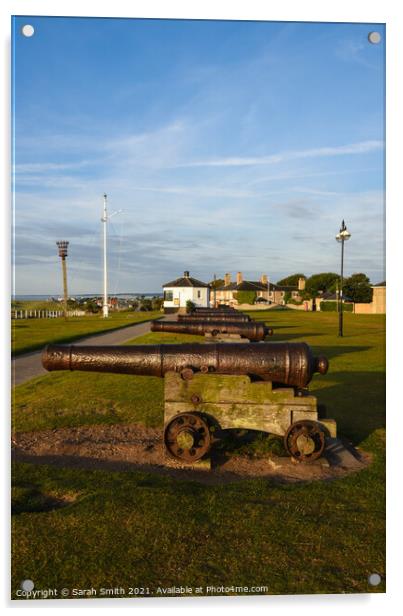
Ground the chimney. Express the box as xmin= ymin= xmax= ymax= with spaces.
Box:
xmin=298 ymin=277 xmax=306 ymax=291
xmin=224 ymin=273 xmax=231 ymax=287
xmin=236 ymin=272 xmax=243 ymax=285
xmin=260 ymin=274 xmax=268 ymax=285
xmin=184 ymin=271 xmax=190 ymax=278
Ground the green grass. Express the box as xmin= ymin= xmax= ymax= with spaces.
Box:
xmin=11 ymin=311 xmax=385 ymax=597
xmin=12 ymin=300 xmax=64 ymax=311
xmin=12 ymin=310 xmax=162 ymax=357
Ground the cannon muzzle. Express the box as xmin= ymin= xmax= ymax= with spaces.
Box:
xmin=42 ymin=342 xmax=328 ymax=388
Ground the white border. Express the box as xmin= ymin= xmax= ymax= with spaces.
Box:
xmin=2 ymin=1 xmax=402 ymax=614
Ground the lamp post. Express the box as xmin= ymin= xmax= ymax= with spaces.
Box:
xmin=56 ymin=241 xmax=69 ymax=320
xmin=335 ymin=220 xmax=351 ymax=337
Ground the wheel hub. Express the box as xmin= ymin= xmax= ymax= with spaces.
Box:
xmin=284 ymin=420 xmax=325 ymax=462
xmin=164 ymin=412 xmax=211 ymax=462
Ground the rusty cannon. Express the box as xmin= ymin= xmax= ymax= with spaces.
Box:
xmin=42 ymin=342 xmax=335 ymax=464
xmin=151 ymin=320 xmax=272 ymax=341
xmin=190 ymin=308 xmax=243 ymax=314
xmin=179 ymin=313 xmax=252 ymax=322
xmin=193 ymin=306 xmax=236 ymax=311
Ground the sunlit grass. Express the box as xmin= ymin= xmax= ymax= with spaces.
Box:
xmin=12 ymin=310 xmax=162 ymax=356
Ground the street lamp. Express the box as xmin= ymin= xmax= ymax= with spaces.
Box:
xmin=56 ymin=240 xmax=69 ymax=320
xmin=335 ymin=220 xmax=351 ymax=336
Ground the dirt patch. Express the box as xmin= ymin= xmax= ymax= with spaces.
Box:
xmin=11 ymin=424 xmax=371 ymax=485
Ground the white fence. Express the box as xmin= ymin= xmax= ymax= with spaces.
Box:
xmin=12 ymin=309 xmax=86 ymax=319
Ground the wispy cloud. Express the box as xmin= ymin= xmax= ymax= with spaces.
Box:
xmin=335 ymin=38 xmax=380 ymax=69
xmin=14 ymin=160 xmax=92 ymax=173
xmin=174 ymin=140 xmax=384 ymax=168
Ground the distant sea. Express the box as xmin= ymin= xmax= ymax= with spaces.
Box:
xmin=13 ymin=293 xmax=162 ymax=301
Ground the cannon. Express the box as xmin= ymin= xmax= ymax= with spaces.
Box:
xmin=42 ymin=342 xmax=327 ymax=385
xmin=189 ymin=307 xmax=238 ymax=314
xmin=151 ymin=320 xmax=272 ymax=341
xmin=42 ymin=342 xmax=335 ymax=464
xmin=193 ymin=306 xmax=236 ymax=311
xmin=178 ymin=313 xmax=251 ymax=322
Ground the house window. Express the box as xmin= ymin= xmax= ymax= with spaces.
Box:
xmin=197 ymin=290 xmax=201 ymax=298
xmin=164 ymin=290 xmax=173 ymax=301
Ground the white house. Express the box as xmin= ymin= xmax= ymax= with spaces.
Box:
xmin=163 ymin=271 xmax=210 ymax=313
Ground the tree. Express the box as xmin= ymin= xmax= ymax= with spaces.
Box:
xmin=343 ymin=273 xmax=373 ymax=303
xmin=139 ymin=298 xmax=153 ymax=311
xmin=276 ymin=273 xmax=306 ymax=286
xmin=151 ymin=296 xmax=164 ymax=311
xmin=305 ymin=273 xmax=339 ymax=298
xmin=209 ymin=278 xmax=225 ymax=288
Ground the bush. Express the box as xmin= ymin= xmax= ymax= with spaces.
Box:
xmin=186 ymin=300 xmax=196 ymax=313
xmin=83 ymin=300 xmax=101 ymax=314
xmin=287 ymin=298 xmax=303 ymax=306
xmin=234 ymin=291 xmax=256 ymax=305
xmin=320 ymin=301 xmax=353 ymax=312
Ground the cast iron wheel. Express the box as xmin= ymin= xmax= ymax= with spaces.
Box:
xmin=164 ymin=412 xmax=212 ymax=462
xmin=284 ymin=420 xmax=326 ymax=462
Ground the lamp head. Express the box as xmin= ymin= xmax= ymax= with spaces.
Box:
xmin=336 ymin=220 xmax=351 ymax=242
xmin=56 ymin=240 xmax=69 ymax=258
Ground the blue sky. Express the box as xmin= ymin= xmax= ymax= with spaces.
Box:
xmin=12 ymin=17 xmax=385 ymax=294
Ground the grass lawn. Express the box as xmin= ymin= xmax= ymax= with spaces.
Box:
xmin=11 ymin=311 xmax=385 ymax=598
xmin=12 ymin=310 xmax=162 ymax=357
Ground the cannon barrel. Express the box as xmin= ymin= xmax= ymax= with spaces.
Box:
xmin=178 ymin=313 xmax=251 ymax=322
xmin=42 ymin=342 xmax=328 ymax=388
xmin=189 ymin=310 xmax=241 ymax=317
xmin=151 ymin=320 xmax=272 ymax=341
xmin=192 ymin=306 xmax=236 ymax=312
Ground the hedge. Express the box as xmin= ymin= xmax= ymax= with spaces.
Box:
xmin=320 ymin=301 xmax=353 ymax=312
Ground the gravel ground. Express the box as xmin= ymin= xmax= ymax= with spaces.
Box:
xmin=12 ymin=424 xmax=370 ymax=485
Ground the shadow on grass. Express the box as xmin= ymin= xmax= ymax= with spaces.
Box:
xmin=311 ymin=345 xmax=372 ymax=360
xmin=11 ymin=484 xmax=74 ymax=514
xmin=252 ymin=320 xmax=300 ymax=328
xmin=315 ymin=371 xmax=385 ymax=445
xmin=267 ymin=332 xmax=324 ymax=341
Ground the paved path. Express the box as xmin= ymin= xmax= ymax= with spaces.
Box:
xmin=12 ymin=316 xmax=172 ymax=386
